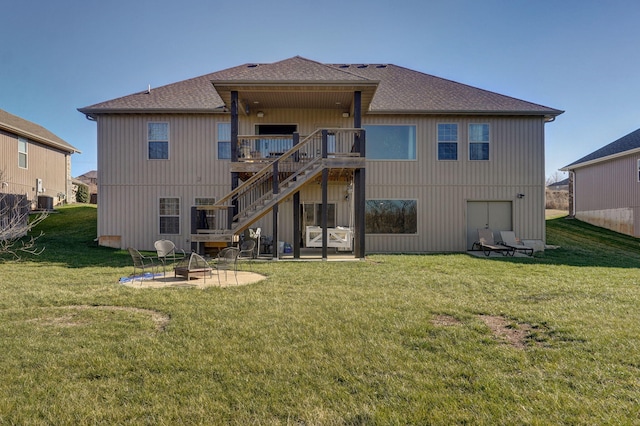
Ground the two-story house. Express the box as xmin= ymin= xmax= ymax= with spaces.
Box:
xmin=0 ymin=108 xmax=79 ymax=208
xmin=79 ymin=56 xmax=562 ymax=257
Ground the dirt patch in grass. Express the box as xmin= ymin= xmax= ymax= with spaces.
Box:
xmin=431 ymin=314 xmax=463 ymax=326
xmin=37 ymin=305 xmax=170 ymax=331
xmin=479 ymin=315 xmax=535 ymax=349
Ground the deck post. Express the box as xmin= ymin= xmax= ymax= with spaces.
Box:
xmin=322 ymin=167 xmax=329 ymax=260
xmin=292 ymin=132 xmax=301 ymax=258
xmin=230 ymin=91 xmax=239 ymax=220
xmin=273 ymin=160 xmax=279 ymax=259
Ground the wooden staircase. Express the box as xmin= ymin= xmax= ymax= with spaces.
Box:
xmin=191 ymin=128 xmax=364 ymax=245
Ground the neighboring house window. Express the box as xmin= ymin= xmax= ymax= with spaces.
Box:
xmin=469 ymin=124 xmax=490 ymax=160
xmin=363 ymin=125 xmax=416 ymax=160
xmin=159 ymin=197 xmax=180 ymax=234
xmin=365 ymin=200 xmax=417 ymax=234
xmin=638 ymin=160 xmax=640 ymax=182
xmin=18 ymin=137 xmax=28 ymax=168
xmin=218 ymin=123 xmax=231 ymax=160
xmin=148 ymin=122 xmax=169 ymax=160
xmin=195 ymin=197 xmax=216 ymax=230
xmin=437 ymin=124 xmax=458 ymax=160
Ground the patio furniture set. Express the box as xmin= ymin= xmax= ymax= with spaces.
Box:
xmin=127 ymin=238 xmax=257 ymax=285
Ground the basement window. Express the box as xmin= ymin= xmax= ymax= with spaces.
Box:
xmin=365 ymin=199 xmax=417 ymax=234
xmin=159 ymin=197 xmax=180 ymax=234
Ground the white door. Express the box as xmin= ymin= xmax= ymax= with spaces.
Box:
xmin=466 ymin=201 xmax=512 ymax=249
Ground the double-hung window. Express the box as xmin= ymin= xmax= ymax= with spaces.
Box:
xmin=217 ymin=123 xmax=231 ymax=160
xmin=159 ymin=197 xmax=180 ymax=234
xmin=469 ymin=124 xmax=490 ymax=161
xmin=18 ymin=137 xmax=28 ymax=168
xmin=363 ymin=125 xmax=416 ymax=160
xmin=148 ymin=122 xmax=169 ymax=160
xmin=437 ymin=124 xmax=458 ymax=160
xmin=637 ymin=160 xmax=640 ymax=182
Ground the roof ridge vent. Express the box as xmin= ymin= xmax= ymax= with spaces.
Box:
xmin=247 ymin=64 xmax=259 ymax=68
xmin=375 ymin=64 xmax=387 ymax=68
xmin=357 ymin=64 xmax=369 ymax=68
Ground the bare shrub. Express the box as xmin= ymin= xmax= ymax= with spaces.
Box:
xmin=545 ymin=188 xmax=569 ymax=210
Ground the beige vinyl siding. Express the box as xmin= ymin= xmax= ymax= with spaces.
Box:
xmin=97 ymin=114 xmax=230 ymax=250
xmin=572 ymin=154 xmax=640 ymax=237
xmin=96 ymin=110 xmax=547 ymax=252
xmin=364 ymin=115 xmax=546 ymax=252
xmin=573 ymin=154 xmax=640 ymax=212
xmin=0 ymin=129 xmax=70 ymax=205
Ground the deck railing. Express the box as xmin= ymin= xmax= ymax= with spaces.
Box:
xmin=198 ymin=128 xmax=365 ymax=234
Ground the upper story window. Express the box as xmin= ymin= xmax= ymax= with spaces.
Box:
xmin=437 ymin=124 xmax=458 ymax=160
xmin=469 ymin=124 xmax=490 ymax=161
xmin=217 ymin=122 xmax=231 ymax=160
xmin=148 ymin=122 xmax=169 ymax=160
xmin=363 ymin=125 xmax=416 ymax=160
xmin=637 ymin=159 xmax=640 ymax=182
xmin=18 ymin=137 xmax=28 ymax=168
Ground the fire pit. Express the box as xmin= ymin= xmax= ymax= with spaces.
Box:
xmin=174 ymin=252 xmax=212 ymax=280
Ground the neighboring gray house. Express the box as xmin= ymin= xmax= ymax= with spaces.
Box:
xmin=79 ymin=56 xmax=562 ymax=256
xmin=562 ymin=128 xmax=640 ymax=237
xmin=0 ymin=108 xmax=79 ymax=208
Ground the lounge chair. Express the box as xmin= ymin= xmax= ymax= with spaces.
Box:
xmin=472 ymin=229 xmax=514 ymax=256
xmin=499 ymin=231 xmax=534 ymax=256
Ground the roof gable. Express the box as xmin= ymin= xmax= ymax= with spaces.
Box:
xmin=564 ymin=128 xmax=640 ymax=169
xmin=79 ymin=56 xmax=563 ymax=118
xmin=0 ymin=108 xmax=79 ymax=153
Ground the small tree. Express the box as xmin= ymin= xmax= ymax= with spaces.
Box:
xmin=0 ymin=171 xmax=48 ymax=260
xmin=76 ymin=183 xmax=90 ymax=203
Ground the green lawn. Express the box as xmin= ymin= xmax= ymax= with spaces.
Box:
xmin=1 ymin=205 xmax=639 ymax=424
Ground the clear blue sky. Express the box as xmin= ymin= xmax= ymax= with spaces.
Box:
xmin=2 ymin=0 xmax=639 ymax=180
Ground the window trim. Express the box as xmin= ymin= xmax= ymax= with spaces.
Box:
xmin=362 ymin=124 xmax=417 ymax=161
xmin=148 ymin=122 xmax=169 ymax=160
xmin=437 ymin=123 xmax=458 ymax=161
xmin=159 ymin=197 xmax=180 ymax=235
xmin=18 ymin=137 xmax=28 ymax=169
xmin=468 ymin=123 xmax=490 ymax=161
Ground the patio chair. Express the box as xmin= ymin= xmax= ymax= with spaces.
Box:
xmin=499 ymin=231 xmax=534 ymax=256
xmin=472 ymin=229 xmax=514 ymax=256
xmin=154 ymin=239 xmax=186 ymax=276
xmin=127 ymin=247 xmax=157 ymax=282
xmin=215 ymin=246 xmax=240 ymax=285
xmin=238 ymin=239 xmax=256 ymax=260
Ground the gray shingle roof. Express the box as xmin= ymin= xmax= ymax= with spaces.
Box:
xmin=79 ymin=56 xmax=563 ymax=117
xmin=0 ymin=108 xmax=79 ymax=153
xmin=564 ymin=128 xmax=640 ymax=169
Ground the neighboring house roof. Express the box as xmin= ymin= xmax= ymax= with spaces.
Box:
xmin=78 ymin=170 xmax=97 ymax=180
xmin=562 ymin=128 xmax=640 ymax=170
xmin=79 ymin=56 xmax=563 ymax=119
xmin=0 ymin=108 xmax=80 ymax=154
xmin=548 ymin=178 xmax=569 ymax=188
